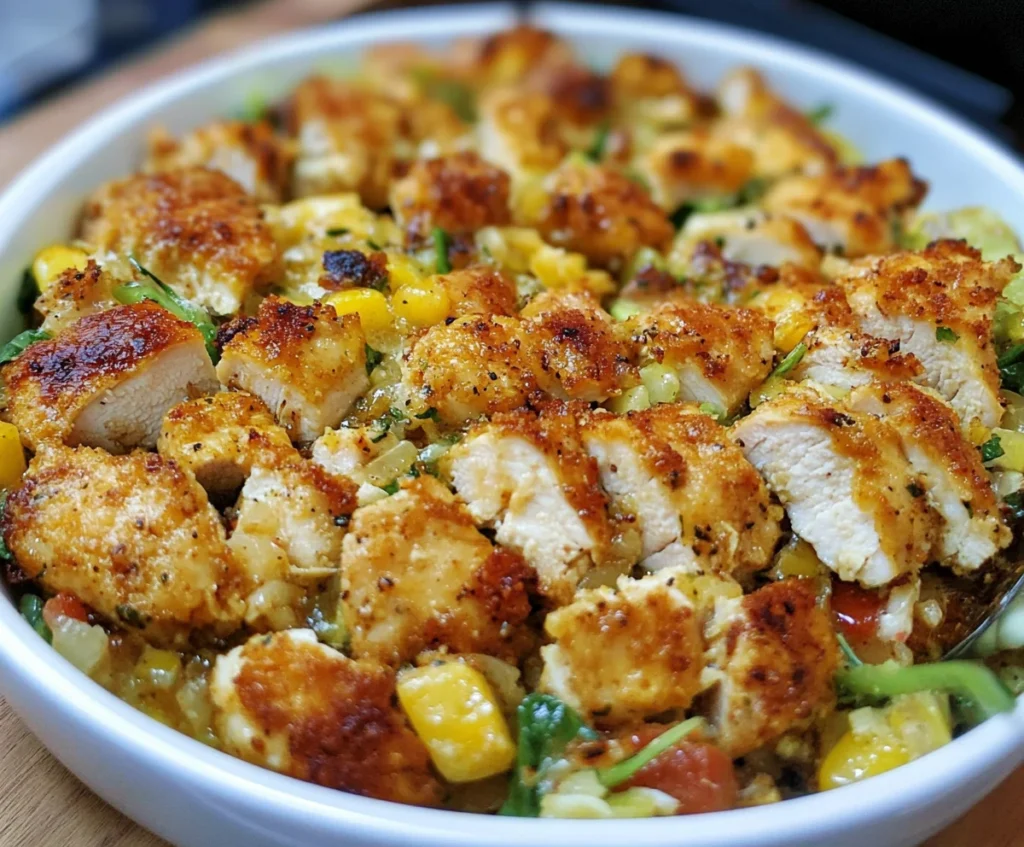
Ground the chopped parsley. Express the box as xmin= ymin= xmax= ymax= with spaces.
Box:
xmin=364 ymin=344 xmax=384 ymax=375
xmin=980 ymin=434 xmax=1005 ymax=463
xmin=414 ymin=407 xmax=441 ymax=422
xmin=586 ymin=121 xmax=610 ymax=162
xmin=935 ymin=325 xmax=959 ymax=343
xmin=381 ymin=479 xmax=401 ymax=495
xmin=326 ymin=227 xmax=350 ymax=237
xmin=432 ymin=227 xmax=452 ymax=274
xmin=998 ymin=343 xmax=1024 ymax=393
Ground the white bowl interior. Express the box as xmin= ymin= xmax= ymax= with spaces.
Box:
xmin=1 ymin=4 xmax=1024 ymax=847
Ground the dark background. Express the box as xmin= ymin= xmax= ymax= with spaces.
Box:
xmin=8 ymin=0 xmax=1024 ymax=150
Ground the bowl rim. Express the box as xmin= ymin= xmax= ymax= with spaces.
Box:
xmin=1 ymin=3 xmax=1024 ymax=844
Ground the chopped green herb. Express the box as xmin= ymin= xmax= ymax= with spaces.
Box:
xmin=999 ymin=344 xmax=1024 ymax=393
xmin=366 ymin=239 xmax=382 ymax=251
xmin=737 ymin=177 xmax=769 ymax=205
xmin=414 ymin=407 xmax=441 ymax=422
xmin=596 ymin=717 xmax=705 ymax=788
xmin=382 ymin=480 xmax=401 ymax=495
xmin=432 ymin=227 xmax=452 ymax=274
xmin=980 ymin=434 xmax=1005 ymax=463
xmin=412 ymin=70 xmax=477 ymax=122
xmin=364 ymin=344 xmax=384 ymax=375
xmin=935 ymin=325 xmax=959 ymax=343
xmin=19 ymin=594 xmax=51 ymax=644
xmin=370 ymin=407 xmax=408 ymax=443
xmin=769 ymin=342 xmax=807 ymax=379
xmin=1004 ymin=491 xmax=1024 ymax=522
xmin=835 ymin=632 xmax=863 ymax=668
xmin=326 ymin=227 xmax=350 ymax=237
xmin=807 ymin=103 xmax=835 ymax=125
xmin=698 ymin=401 xmax=726 ymax=421
xmin=586 ymin=121 xmax=610 ymax=162
xmin=0 ymin=329 xmax=51 ymax=365
xmin=17 ymin=267 xmax=38 ymax=317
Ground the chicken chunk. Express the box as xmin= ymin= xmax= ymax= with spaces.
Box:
xmin=80 ymin=167 xmax=280 ymax=315
xmin=849 ymin=381 xmax=1010 ymax=571
xmin=2 ymin=302 xmax=219 ymax=453
xmin=609 ymin=53 xmax=700 ymax=131
xmin=401 ymin=315 xmax=541 ymax=425
xmin=675 ymin=210 xmax=822 ymax=272
xmin=535 ymin=162 xmax=674 ymax=269
xmin=216 ymin=296 xmax=368 ymax=442
xmin=476 ymin=88 xmax=568 ymax=182
xmin=210 ymin=629 xmax=441 ymax=806
xmin=762 ymin=158 xmax=927 ymax=257
xmin=389 ymin=152 xmax=511 ymax=247
xmin=641 ymin=130 xmax=754 ymax=211
xmin=703 ymin=578 xmax=838 ymax=756
xmin=837 ymin=240 xmax=1018 ymax=430
xmin=158 ymin=392 xmax=296 ymax=499
xmin=732 ymin=390 xmax=939 ymax=586
xmin=520 ymin=290 xmax=638 ymax=402
xmin=539 ymin=568 xmax=705 ymax=725
xmin=2 ymin=446 xmax=247 ymax=647
xmin=432 ymin=266 xmax=518 ymax=317
xmin=340 ymin=476 xmax=534 ymax=665
xmin=443 ymin=403 xmax=617 ymax=604
xmin=145 ymin=120 xmax=293 ymax=203
xmin=630 ymin=301 xmax=775 ymax=415
xmin=461 ymin=25 xmax=576 ymax=90
xmin=582 ymin=405 xmax=783 ymax=576
xmin=35 ymin=259 xmax=121 ymax=334
xmin=790 ymin=326 xmax=923 ymax=392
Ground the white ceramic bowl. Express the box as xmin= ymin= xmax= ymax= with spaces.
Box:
xmin=2 ymin=4 xmax=1024 ymax=846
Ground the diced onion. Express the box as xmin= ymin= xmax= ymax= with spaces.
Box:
xmin=50 ymin=616 xmax=110 ymax=677
xmin=363 ymin=439 xmax=418 ymax=486
xmin=639 ymin=363 xmax=680 ymax=406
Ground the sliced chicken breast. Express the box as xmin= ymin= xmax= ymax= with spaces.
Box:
xmin=791 ymin=326 xmax=923 ymax=392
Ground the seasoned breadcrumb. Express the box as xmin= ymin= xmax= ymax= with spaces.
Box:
xmin=35 ymin=259 xmax=122 ymax=335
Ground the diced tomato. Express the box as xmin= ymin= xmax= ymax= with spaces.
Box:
xmin=42 ymin=593 xmax=90 ymax=628
xmin=830 ymin=577 xmax=883 ymax=641
xmin=624 ymin=736 xmax=738 ymax=814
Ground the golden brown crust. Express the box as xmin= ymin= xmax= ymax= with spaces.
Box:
xmin=642 ymin=130 xmax=754 ymax=210
xmin=434 ymin=266 xmax=518 ymax=317
xmin=35 ymin=259 xmax=121 ymax=334
xmin=2 ymin=446 xmax=247 ymax=647
xmin=228 ymin=631 xmax=442 ymax=805
xmin=468 ymin=25 xmax=576 ymax=88
xmin=319 ymin=249 xmax=389 ymax=291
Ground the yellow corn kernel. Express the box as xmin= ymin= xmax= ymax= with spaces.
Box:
xmin=967 ymin=420 xmax=992 ymax=447
xmin=392 ymin=277 xmax=451 ymax=327
xmin=324 ymin=288 xmax=393 ymax=335
xmin=886 ymin=693 xmax=952 ymax=757
xmin=773 ymin=311 xmax=814 ymax=353
xmin=989 ymin=428 xmax=1024 ymax=472
xmin=32 ymin=244 xmax=89 ymax=291
xmin=0 ymin=422 xmax=27 ymax=490
xmin=817 ymin=729 xmax=911 ymax=790
xmin=513 ymin=177 xmax=550 ymax=225
xmin=396 ymin=662 xmax=516 ymax=783
xmin=388 ymin=254 xmax=426 ymax=292
xmin=770 ymin=538 xmax=824 ymax=581
xmin=134 ymin=646 xmax=182 ymax=692
xmin=759 ymin=287 xmax=806 ymax=322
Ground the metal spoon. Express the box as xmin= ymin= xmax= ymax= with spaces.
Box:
xmin=942 ymin=554 xmax=1024 ymax=659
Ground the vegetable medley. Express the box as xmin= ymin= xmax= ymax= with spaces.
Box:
xmin=3 ymin=25 xmax=1024 ymax=818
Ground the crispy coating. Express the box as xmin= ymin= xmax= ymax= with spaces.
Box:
xmin=433 ymin=266 xmax=518 ymax=317
xmin=216 ymin=296 xmax=368 ymax=442
xmin=534 ymin=64 xmax=611 ymax=129
xmin=791 ymin=326 xmax=923 ymax=391
xmin=80 ymin=167 xmax=280 ymax=315
xmin=2 ymin=446 xmax=247 ymax=647
xmin=35 ymin=259 xmax=121 ymax=334
xmin=536 ymin=162 xmax=674 ymax=268
xmin=158 ymin=392 xmax=296 ymax=499
xmin=389 ymin=152 xmax=511 ymax=247
xmin=582 ymin=404 xmax=783 ymax=577
xmin=762 ymin=158 xmax=927 ymax=257
xmin=609 ymin=53 xmax=700 ymax=130
xmin=476 ymin=88 xmax=568 ymax=180
xmin=848 ymin=381 xmax=1010 ymax=571
xmin=465 ymin=25 xmax=576 ymax=89
xmin=630 ymin=301 xmax=775 ymax=414
xmin=145 ymin=121 xmax=293 ymax=203
xmin=341 ymin=476 xmax=534 ymax=665
xmin=703 ymin=578 xmax=839 ymax=756
xmin=732 ymin=389 xmax=940 ymax=586
xmin=520 ymin=290 xmax=638 ymax=402
xmin=2 ymin=302 xmax=218 ymax=453
xmin=540 ymin=569 xmax=705 ymax=725
xmin=401 ymin=314 xmax=541 ymax=425
xmin=642 ymin=130 xmax=754 ymax=211
xmin=211 ymin=629 xmax=441 ymax=806
xmin=444 ymin=402 xmax=618 ymax=604
xmin=837 ymin=240 xmax=1019 ymax=429
xmin=675 ymin=211 xmax=822 ymax=274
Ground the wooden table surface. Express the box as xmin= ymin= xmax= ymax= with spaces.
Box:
xmin=0 ymin=1 xmax=1021 ymax=844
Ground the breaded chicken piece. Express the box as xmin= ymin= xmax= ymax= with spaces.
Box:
xmin=2 ymin=302 xmax=218 ymax=453
xmin=401 ymin=314 xmax=541 ymax=425
xmin=641 ymin=130 xmax=754 ymax=211
xmin=341 ymin=476 xmax=534 ymax=665
xmin=287 ymin=77 xmax=405 ymax=208
xmin=461 ymin=25 xmax=576 ymax=89
xmin=849 ymin=381 xmax=1010 ymax=571
xmin=210 ymin=629 xmax=441 ymax=806
xmin=703 ymin=578 xmax=838 ymax=756
xmin=535 ymin=162 xmax=674 ymax=269
xmin=158 ymin=392 xmax=296 ymax=499
xmin=80 ymin=167 xmax=280 ymax=315
xmin=229 ymin=453 xmax=356 ymax=584
xmin=715 ymin=68 xmax=838 ymax=178
xmin=762 ymin=158 xmax=927 ymax=257
xmin=732 ymin=390 xmax=939 ymax=586
xmin=2 ymin=446 xmax=247 ymax=647
xmin=790 ymin=326 xmax=923 ymax=392
xmin=216 ymin=296 xmax=368 ymax=442
xmin=389 ymin=152 xmax=511 ymax=247
xmin=539 ymin=568 xmax=705 ymax=725
xmin=35 ymin=259 xmax=121 ymax=334
xmin=443 ymin=403 xmax=617 ymax=604
xmin=433 ymin=266 xmax=518 ymax=317
xmin=311 ymin=425 xmax=383 ymax=481
xmin=675 ymin=210 xmax=822 ymax=271
xmin=145 ymin=120 xmax=293 ymax=203
xmin=582 ymin=405 xmax=783 ymax=576
xmin=629 ymin=301 xmax=775 ymax=415
xmin=837 ymin=240 xmax=1018 ymax=430
xmin=532 ymin=64 xmax=611 ymax=133
xmin=520 ymin=290 xmax=638 ymax=402
xmin=733 ymin=262 xmax=852 ymax=326
xmin=476 ymin=88 xmax=568 ymax=181
xmin=609 ymin=53 xmax=700 ymax=131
